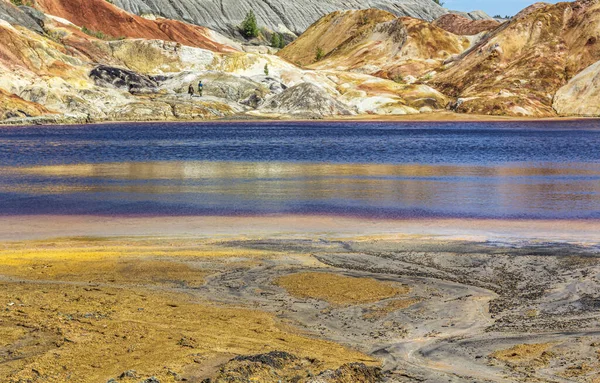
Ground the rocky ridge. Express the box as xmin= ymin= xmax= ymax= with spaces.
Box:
xmin=110 ymin=0 xmax=487 ymax=38
xmin=433 ymin=13 xmax=500 ymax=35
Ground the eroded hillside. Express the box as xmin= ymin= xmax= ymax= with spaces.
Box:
xmin=278 ymin=9 xmax=473 ymax=80
xmin=110 ymin=0 xmax=458 ymax=38
xmin=0 ymin=0 xmax=599 ymax=123
xmin=432 ymin=0 xmax=600 ymax=117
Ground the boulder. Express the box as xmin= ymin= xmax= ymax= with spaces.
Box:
xmin=554 ymin=60 xmax=600 ymax=116
xmin=259 ymin=83 xmax=354 ymax=118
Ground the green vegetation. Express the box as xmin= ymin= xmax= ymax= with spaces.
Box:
xmin=264 ymin=64 xmax=269 ymax=76
xmin=241 ymin=10 xmax=260 ymax=39
xmin=270 ymin=32 xmax=287 ymax=49
xmin=81 ymin=26 xmax=124 ymax=41
xmin=392 ymin=74 xmax=403 ymax=84
xmin=358 ymin=13 xmax=369 ymax=26
xmin=10 ymin=0 xmax=33 ymax=6
xmin=271 ymin=33 xmax=280 ymax=48
xmin=432 ymin=0 xmax=445 ymax=6
xmin=315 ymin=46 xmax=325 ymax=62
xmin=46 ymin=30 xmax=65 ymax=44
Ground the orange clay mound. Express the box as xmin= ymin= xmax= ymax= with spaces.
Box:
xmin=35 ymin=0 xmax=238 ymax=52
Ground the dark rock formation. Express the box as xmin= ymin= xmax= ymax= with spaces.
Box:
xmin=90 ymin=65 xmax=158 ymax=92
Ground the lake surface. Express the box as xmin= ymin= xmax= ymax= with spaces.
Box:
xmin=0 ymin=120 xmax=599 ymax=219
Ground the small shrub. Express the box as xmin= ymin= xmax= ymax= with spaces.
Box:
xmin=315 ymin=46 xmax=325 ymax=62
xmin=392 ymin=74 xmax=403 ymax=83
xmin=358 ymin=13 xmax=369 ymax=26
xmin=10 ymin=0 xmax=33 ymax=6
xmin=264 ymin=63 xmax=269 ymax=76
xmin=81 ymin=26 xmax=119 ymax=41
xmin=46 ymin=30 xmax=64 ymax=43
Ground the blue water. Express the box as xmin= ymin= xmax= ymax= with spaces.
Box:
xmin=0 ymin=120 xmax=599 ymax=218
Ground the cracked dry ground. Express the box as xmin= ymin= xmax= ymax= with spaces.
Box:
xmin=1 ymin=235 xmax=600 ymax=382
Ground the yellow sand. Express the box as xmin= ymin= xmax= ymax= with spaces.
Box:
xmin=0 ymin=239 xmax=376 ymax=382
xmin=276 ymin=272 xmax=409 ymax=305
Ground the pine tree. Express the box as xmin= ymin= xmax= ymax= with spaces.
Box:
xmin=278 ymin=34 xmax=286 ymax=49
xmin=241 ymin=10 xmax=259 ymax=38
xmin=271 ymin=33 xmax=281 ymax=48
xmin=264 ymin=64 xmax=269 ymax=76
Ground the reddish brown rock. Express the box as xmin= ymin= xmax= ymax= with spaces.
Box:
xmin=0 ymin=89 xmax=51 ymax=120
xmin=35 ymin=0 xmax=238 ymax=52
xmin=433 ymin=14 xmax=500 ymax=36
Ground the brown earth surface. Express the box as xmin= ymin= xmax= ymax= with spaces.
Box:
xmin=432 ymin=14 xmax=500 ymax=36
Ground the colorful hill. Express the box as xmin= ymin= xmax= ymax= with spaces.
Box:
xmin=278 ymin=9 xmax=471 ymax=80
xmin=432 ymin=0 xmax=600 ymax=117
xmin=34 ymin=0 xmax=238 ymax=52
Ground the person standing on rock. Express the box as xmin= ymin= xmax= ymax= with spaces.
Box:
xmin=198 ymin=80 xmax=203 ymax=97
xmin=188 ymin=83 xmax=195 ymax=98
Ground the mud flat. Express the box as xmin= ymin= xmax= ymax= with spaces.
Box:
xmin=0 ymin=217 xmax=599 ymax=382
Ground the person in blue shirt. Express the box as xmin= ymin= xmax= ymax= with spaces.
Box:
xmin=198 ymin=80 xmax=204 ymax=97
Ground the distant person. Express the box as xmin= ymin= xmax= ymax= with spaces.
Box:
xmin=188 ymin=83 xmax=195 ymax=98
xmin=198 ymin=80 xmax=204 ymax=97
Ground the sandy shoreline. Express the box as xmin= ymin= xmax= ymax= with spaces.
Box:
xmin=1 ymin=112 xmax=599 ymax=128
xmin=2 ymin=214 xmax=599 ymax=242
xmin=1 ymin=224 xmax=599 ymax=382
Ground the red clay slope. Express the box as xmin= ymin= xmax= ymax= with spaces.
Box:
xmin=35 ymin=0 xmax=238 ymax=52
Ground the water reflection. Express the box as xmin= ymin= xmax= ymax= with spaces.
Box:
xmin=0 ymin=161 xmax=599 ymax=218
